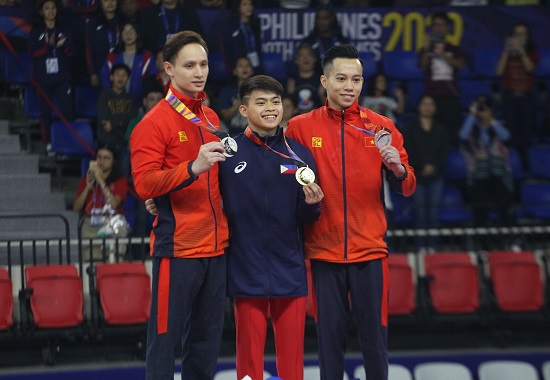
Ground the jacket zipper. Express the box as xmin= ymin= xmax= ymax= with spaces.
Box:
xmin=198 ymin=126 xmax=218 ymax=250
xmin=341 ymin=109 xmax=348 ymax=261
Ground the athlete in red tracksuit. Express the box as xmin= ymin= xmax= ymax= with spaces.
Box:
xmin=286 ymin=44 xmax=416 ymax=380
xmin=130 ymin=31 xmax=229 ymax=380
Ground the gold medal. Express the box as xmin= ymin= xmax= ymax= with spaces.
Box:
xmin=374 ymin=129 xmax=392 ymax=148
xmin=295 ymin=166 xmax=315 ymax=185
xmin=221 ymin=136 xmax=238 ymax=157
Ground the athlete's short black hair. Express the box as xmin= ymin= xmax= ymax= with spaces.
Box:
xmin=321 ymin=44 xmax=363 ymax=74
xmin=239 ymin=75 xmax=284 ymax=105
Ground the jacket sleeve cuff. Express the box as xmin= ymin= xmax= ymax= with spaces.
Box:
xmin=187 ymin=161 xmax=198 ymax=181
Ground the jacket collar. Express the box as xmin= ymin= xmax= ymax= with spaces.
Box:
xmin=324 ymin=99 xmax=361 ymax=122
xmin=168 ymin=84 xmax=206 ymax=113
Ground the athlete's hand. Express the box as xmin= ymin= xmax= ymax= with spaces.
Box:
xmin=145 ymin=198 xmax=157 ymax=216
xmin=191 ymin=141 xmax=226 ymax=176
xmin=303 ymin=183 xmax=324 ymax=204
xmin=380 ymin=145 xmax=405 ymax=177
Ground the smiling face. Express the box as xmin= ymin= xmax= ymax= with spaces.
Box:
xmin=239 ymin=90 xmax=282 ymax=136
xmin=164 ymin=42 xmax=209 ymax=98
xmin=321 ymin=57 xmax=363 ymax=111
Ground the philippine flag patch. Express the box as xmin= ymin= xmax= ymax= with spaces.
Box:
xmin=280 ymin=164 xmax=298 ymax=174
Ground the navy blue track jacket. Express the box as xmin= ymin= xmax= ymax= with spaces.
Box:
xmin=219 ymin=127 xmax=321 ymax=298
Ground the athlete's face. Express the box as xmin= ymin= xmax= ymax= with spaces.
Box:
xmin=164 ymin=43 xmax=209 ymax=98
xmin=321 ymin=57 xmax=363 ymax=111
xmin=239 ymin=90 xmax=282 ymax=137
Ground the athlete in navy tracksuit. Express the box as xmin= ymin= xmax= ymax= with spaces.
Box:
xmin=218 ymin=75 xmax=323 ymax=380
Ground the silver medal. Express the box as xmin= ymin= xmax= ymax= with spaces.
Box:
xmin=221 ymin=136 xmax=238 ymax=157
xmin=374 ymin=129 xmax=392 ymax=148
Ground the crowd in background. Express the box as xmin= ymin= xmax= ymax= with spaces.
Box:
xmin=1 ymin=0 xmax=549 ymax=245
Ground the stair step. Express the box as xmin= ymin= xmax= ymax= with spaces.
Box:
xmin=0 ymin=135 xmax=21 ymax=154
xmin=0 ymin=174 xmax=51 ymax=194
xmin=0 ymin=210 xmax=80 ymax=240
xmin=0 ymin=120 xmax=8 ymax=135
xmin=0 ymin=155 xmax=39 ymax=174
xmin=0 ymin=192 xmax=66 ymax=212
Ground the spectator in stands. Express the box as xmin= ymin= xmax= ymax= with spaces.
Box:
xmin=130 ymin=31 xmax=229 ymax=380
xmin=280 ymin=92 xmax=298 ymax=130
xmin=65 ymin=0 xmax=97 ymax=83
xmin=97 ymin=63 xmax=137 ymax=177
xmin=125 ymin=80 xmax=164 ymax=143
xmin=124 ymin=81 xmax=164 ymax=238
xmin=417 ymin=11 xmax=466 ymax=147
xmin=118 ymin=0 xmax=144 ymax=26
xmin=85 ymin=0 xmax=122 ymax=87
xmin=99 ymin=22 xmax=157 ymax=108
xmin=217 ymin=56 xmax=254 ymax=136
xmin=286 ymin=43 xmax=325 ymax=115
xmin=459 ymin=95 xmax=514 ymax=227
xmin=403 ymin=94 xmax=450 ymax=250
xmin=220 ymin=0 xmax=264 ymax=75
xmin=141 ymin=0 xmax=203 ymax=53
xmin=285 ymin=44 xmax=416 ymax=380
xmin=73 ymin=143 xmax=129 ymax=261
xmin=495 ymin=22 xmax=539 ymax=164
xmin=144 ymin=50 xmax=170 ymax=94
xmin=300 ymin=6 xmax=349 ymax=69
xmin=28 ymin=0 xmax=75 ymax=148
xmin=361 ymin=72 xmax=405 ymax=125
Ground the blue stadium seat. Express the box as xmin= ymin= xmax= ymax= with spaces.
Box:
xmin=391 ymin=191 xmax=414 ymax=227
xmin=261 ymin=52 xmax=290 ymax=84
xmin=74 ymin=85 xmax=100 ymax=119
xmin=508 ymin=147 xmax=529 ymax=181
xmin=472 ymin=48 xmax=501 ymax=79
xmin=24 ymin=85 xmax=61 ymax=119
xmin=359 ymin=52 xmax=379 ymax=81
xmin=443 ymin=148 xmax=468 ymax=183
xmin=50 ymin=120 xmax=95 ymax=156
xmin=535 ymin=48 xmax=550 ymax=78
xmin=4 ymin=52 xmax=32 ymax=85
xmin=404 ymin=80 xmax=425 ymax=111
xmin=437 ymin=185 xmax=472 ymax=224
xmin=527 ymin=145 xmax=550 ymax=180
xmin=382 ymin=51 xmax=424 ymax=81
xmin=208 ymin=51 xmax=228 ymax=85
xmin=459 ymin=79 xmax=492 ymax=110
xmin=24 ymin=85 xmax=41 ymax=119
xmin=519 ymin=183 xmax=550 ymax=220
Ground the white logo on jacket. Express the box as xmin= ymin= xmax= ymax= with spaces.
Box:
xmin=234 ymin=161 xmax=247 ymax=173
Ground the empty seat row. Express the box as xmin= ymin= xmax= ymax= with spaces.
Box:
xmin=387 ymin=250 xmax=548 ymax=319
xmin=0 ymin=262 xmax=151 ymax=335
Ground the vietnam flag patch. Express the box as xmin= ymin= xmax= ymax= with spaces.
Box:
xmin=280 ymin=164 xmax=298 ymax=174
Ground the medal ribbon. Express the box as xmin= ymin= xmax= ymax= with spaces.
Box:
xmin=326 ymin=106 xmax=391 ymax=137
xmin=165 ymin=89 xmax=227 ymax=139
xmin=244 ymin=127 xmax=307 ymax=167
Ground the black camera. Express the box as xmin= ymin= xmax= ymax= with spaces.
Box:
xmin=476 ymin=99 xmax=488 ymax=112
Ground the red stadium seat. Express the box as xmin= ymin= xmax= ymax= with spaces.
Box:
xmin=388 ymin=254 xmax=416 ymax=316
xmin=0 ymin=268 xmax=14 ymax=330
xmin=25 ymin=265 xmax=83 ymax=328
xmin=423 ymin=252 xmax=480 ymax=314
xmin=95 ymin=263 xmax=151 ymax=325
xmin=487 ymin=251 xmax=544 ymax=312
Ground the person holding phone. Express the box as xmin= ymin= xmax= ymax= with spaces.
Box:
xmin=73 ymin=144 xmax=129 ymax=261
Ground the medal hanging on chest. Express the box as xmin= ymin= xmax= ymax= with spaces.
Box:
xmin=165 ymin=89 xmax=238 ymax=156
xmin=244 ymin=127 xmax=315 ymax=186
